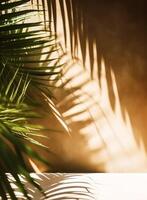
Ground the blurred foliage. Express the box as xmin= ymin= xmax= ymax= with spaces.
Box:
xmin=0 ymin=0 xmax=64 ymax=199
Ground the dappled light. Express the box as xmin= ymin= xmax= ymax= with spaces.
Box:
xmin=8 ymin=173 xmax=147 ymax=200
xmin=1 ymin=0 xmax=147 ymax=199
xmin=8 ymin=173 xmax=97 ymax=199
xmin=57 ymin=56 xmax=147 ymax=172
xmin=27 ymin=0 xmax=147 ymax=172
xmin=51 ymin=0 xmax=147 ymax=171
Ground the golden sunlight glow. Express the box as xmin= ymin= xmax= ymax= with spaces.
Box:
xmin=51 ymin=0 xmax=147 ymax=172
xmin=61 ymin=54 xmax=147 ymax=171
xmin=30 ymin=0 xmax=147 ymax=172
xmin=96 ymin=59 xmax=147 ymax=171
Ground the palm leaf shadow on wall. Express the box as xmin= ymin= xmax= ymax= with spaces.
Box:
xmin=32 ymin=62 xmax=105 ymax=172
xmin=39 ymin=0 xmax=147 ymax=152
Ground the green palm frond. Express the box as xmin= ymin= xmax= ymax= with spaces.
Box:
xmin=0 ymin=69 xmax=47 ymax=200
xmin=0 ymin=0 xmax=63 ymax=98
xmin=0 ymin=0 xmax=64 ymax=199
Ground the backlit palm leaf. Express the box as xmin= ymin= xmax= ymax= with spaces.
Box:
xmin=0 ymin=0 xmax=63 ymax=199
xmin=0 ymin=69 xmax=47 ymax=200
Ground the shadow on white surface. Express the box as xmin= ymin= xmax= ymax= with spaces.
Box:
xmin=8 ymin=173 xmax=147 ymax=200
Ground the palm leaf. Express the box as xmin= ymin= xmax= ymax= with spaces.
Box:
xmin=0 ymin=0 xmax=62 ymax=98
xmin=0 ymin=0 xmax=64 ymax=199
xmin=0 ymin=71 xmax=47 ymax=199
